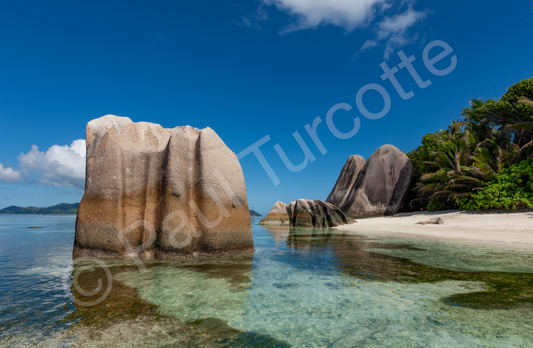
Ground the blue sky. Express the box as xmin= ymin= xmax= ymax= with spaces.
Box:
xmin=0 ymin=0 xmax=532 ymax=214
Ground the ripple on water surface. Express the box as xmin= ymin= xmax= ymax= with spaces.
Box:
xmin=1 ymin=216 xmax=533 ymax=347
xmin=114 ymin=225 xmax=533 ymax=347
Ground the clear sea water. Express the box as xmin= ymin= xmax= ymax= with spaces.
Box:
xmin=1 ymin=215 xmax=533 ymax=347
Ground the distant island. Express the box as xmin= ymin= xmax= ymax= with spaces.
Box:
xmin=0 ymin=203 xmax=80 ymax=215
xmin=0 ymin=202 xmax=263 ymax=217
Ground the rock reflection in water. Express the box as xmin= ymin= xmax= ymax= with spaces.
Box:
xmin=273 ymin=225 xmax=533 ymax=309
xmin=65 ymin=256 xmax=290 ymax=347
xmin=113 ymin=255 xmax=254 ymax=321
xmin=64 ymin=226 xmax=533 ymax=348
xmin=263 ymin=224 xmax=290 ymax=245
xmin=284 ymin=226 xmax=424 ymax=281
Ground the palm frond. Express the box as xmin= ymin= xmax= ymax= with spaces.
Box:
xmin=517 ymin=97 xmax=533 ymax=107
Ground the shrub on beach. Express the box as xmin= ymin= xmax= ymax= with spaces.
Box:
xmin=459 ymin=158 xmax=533 ymax=211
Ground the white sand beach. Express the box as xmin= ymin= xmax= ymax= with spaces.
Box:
xmin=334 ymin=210 xmax=533 ymax=246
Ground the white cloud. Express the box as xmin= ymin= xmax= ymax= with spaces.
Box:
xmin=370 ymin=6 xmax=429 ymax=59
xmin=262 ymin=0 xmax=388 ymax=32
xmin=251 ymin=0 xmax=428 ymax=58
xmin=0 ymin=163 xmax=22 ymax=182
xmin=377 ymin=7 xmax=425 ymax=37
xmin=0 ymin=140 xmax=86 ymax=190
xmin=241 ymin=4 xmax=269 ymax=29
xmin=360 ymin=39 xmax=379 ymax=51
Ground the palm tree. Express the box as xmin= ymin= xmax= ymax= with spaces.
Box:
xmin=415 ymin=130 xmax=484 ymax=205
xmin=480 ymin=95 xmax=533 ymax=147
xmin=471 ymin=142 xmax=512 ymax=181
xmin=460 ymin=98 xmax=498 ymax=145
xmin=518 ymin=96 xmax=533 ymax=107
xmin=508 ymin=97 xmax=533 ymax=132
xmin=461 ymin=98 xmax=486 ymax=123
xmin=410 ymin=79 xmax=533 ymax=211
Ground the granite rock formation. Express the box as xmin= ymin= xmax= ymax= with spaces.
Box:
xmin=75 ymin=115 xmax=253 ymax=259
xmin=338 ymin=145 xmax=413 ymax=218
xmin=286 ymin=199 xmax=353 ymax=228
xmin=259 ymin=201 xmax=290 ymax=225
xmin=326 ymin=155 xmax=366 ymax=207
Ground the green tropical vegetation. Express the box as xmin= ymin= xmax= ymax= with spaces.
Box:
xmin=0 ymin=202 xmax=265 ymax=217
xmin=460 ymin=158 xmax=533 ymax=211
xmin=407 ymin=77 xmax=533 ymax=211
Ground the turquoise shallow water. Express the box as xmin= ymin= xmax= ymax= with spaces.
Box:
xmin=1 ymin=215 xmax=533 ymax=347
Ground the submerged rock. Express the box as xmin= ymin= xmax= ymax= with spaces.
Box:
xmin=75 ymin=115 xmax=253 ymax=259
xmin=259 ymin=201 xmax=290 ymax=225
xmin=326 ymin=155 xmax=366 ymax=207
xmin=286 ymin=199 xmax=354 ymax=228
xmin=337 ymin=145 xmax=413 ymax=218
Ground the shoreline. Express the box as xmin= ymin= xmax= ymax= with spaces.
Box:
xmin=334 ymin=210 xmax=533 ymax=247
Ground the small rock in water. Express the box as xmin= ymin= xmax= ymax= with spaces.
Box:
xmin=286 ymin=199 xmax=354 ymax=228
xmin=259 ymin=201 xmax=290 ymax=225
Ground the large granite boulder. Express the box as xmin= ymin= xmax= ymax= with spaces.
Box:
xmin=338 ymin=145 xmax=413 ymax=218
xmin=259 ymin=201 xmax=290 ymax=225
xmin=326 ymin=155 xmax=366 ymax=207
xmin=75 ymin=115 xmax=253 ymax=259
xmin=286 ymin=199 xmax=353 ymax=228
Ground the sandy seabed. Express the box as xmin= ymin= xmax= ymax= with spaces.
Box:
xmin=334 ymin=210 xmax=533 ymax=247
